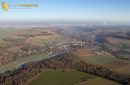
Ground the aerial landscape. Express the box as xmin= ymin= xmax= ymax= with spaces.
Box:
xmin=0 ymin=0 xmax=130 ymax=85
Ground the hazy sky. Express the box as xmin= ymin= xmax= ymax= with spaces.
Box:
xmin=0 ymin=0 xmax=130 ymax=21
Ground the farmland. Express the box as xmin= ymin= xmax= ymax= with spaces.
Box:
xmin=28 ymin=69 xmax=90 ymax=85
xmin=0 ymin=28 xmax=59 ymax=46
xmin=0 ymin=28 xmax=61 ymax=66
xmin=0 ymin=25 xmax=130 ymax=85
xmin=28 ymin=69 xmax=121 ymax=85
xmin=75 ymin=48 xmax=130 ymax=75
xmin=28 ymin=69 xmax=95 ymax=85
xmin=76 ymin=77 xmax=121 ymax=85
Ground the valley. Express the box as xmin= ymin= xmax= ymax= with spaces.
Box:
xmin=0 ymin=25 xmax=130 ymax=85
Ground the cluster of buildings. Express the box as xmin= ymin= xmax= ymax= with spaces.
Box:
xmin=17 ymin=35 xmax=87 ymax=58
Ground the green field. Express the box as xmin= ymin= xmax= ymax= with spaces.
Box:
xmin=75 ymin=49 xmax=126 ymax=66
xmin=76 ymin=77 xmax=121 ymax=85
xmin=76 ymin=48 xmax=130 ymax=75
xmin=28 ymin=70 xmax=96 ymax=85
xmin=80 ymin=53 xmax=129 ymax=69
xmin=81 ymin=54 xmax=124 ymax=65
xmin=28 ymin=69 xmax=121 ymax=85
xmin=82 ymin=54 xmax=117 ymax=64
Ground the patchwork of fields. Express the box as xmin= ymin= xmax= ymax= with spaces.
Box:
xmin=27 ymin=48 xmax=129 ymax=85
xmin=0 ymin=28 xmax=61 ymax=66
xmin=0 ymin=28 xmax=61 ymax=72
xmin=0 ymin=27 xmax=130 ymax=85
xmin=0 ymin=28 xmax=59 ymax=47
xmin=75 ymin=48 xmax=130 ymax=75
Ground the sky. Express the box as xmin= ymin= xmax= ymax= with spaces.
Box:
xmin=0 ymin=0 xmax=130 ymax=21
